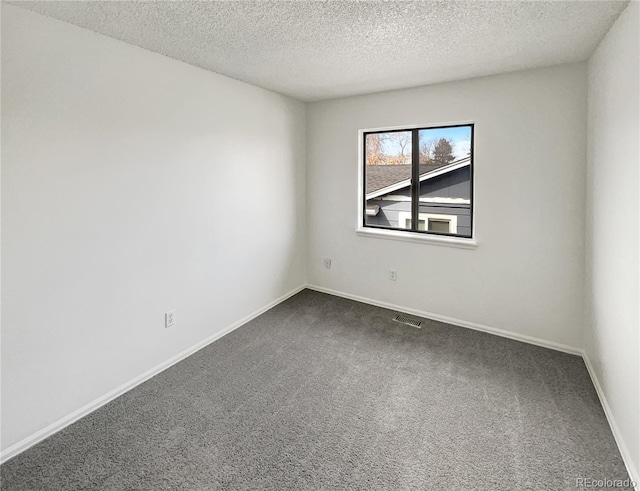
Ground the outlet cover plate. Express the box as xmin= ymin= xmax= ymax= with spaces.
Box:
xmin=165 ymin=310 xmax=175 ymax=328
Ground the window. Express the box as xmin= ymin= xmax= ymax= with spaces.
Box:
xmin=398 ymin=212 xmax=458 ymax=234
xmin=362 ymin=123 xmax=473 ymax=239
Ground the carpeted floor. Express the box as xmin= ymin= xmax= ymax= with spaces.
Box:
xmin=0 ymin=289 xmax=632 ymax=490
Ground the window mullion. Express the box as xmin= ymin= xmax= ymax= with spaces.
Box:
xmin=411 ymin=129 xmax=419 ymax=232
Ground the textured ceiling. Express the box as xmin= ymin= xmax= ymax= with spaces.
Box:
xmin=8 ymin=0 xmax=628 ymax=101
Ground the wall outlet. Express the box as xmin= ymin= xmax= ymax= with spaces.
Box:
xmin=165 ymin=310 xmax=175 ymax=328
xmin=389 ymin=269 xmax=397 ymax=281
xmin=323 ymin=258 xmax=332 ymax=269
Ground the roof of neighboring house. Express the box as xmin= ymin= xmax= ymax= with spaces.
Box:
xmin=366 ymin=157 xmax=471 ymax=199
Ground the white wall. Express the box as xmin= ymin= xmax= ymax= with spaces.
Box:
xmin=307 ymin=64 xmax=587 ymax=351
xmin=1 ymin=5 xmax=306 ymax=453
xmin=585 ymin=1 xmax=639 ymax=480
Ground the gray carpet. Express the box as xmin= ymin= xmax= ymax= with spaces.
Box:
xmin=1 ymin=289 xmax=632 ymax=490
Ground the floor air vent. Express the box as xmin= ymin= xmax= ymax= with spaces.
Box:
xmin=393 ymin=314 xmax=422 ymax=328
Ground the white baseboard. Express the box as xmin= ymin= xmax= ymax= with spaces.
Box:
xmin=582 ymin=353 xmax=639 ymax=487
xmin=306 ymin=284 xmax=582 ymax=356
xmin=0 ymin=284 xmax=306 ymax=464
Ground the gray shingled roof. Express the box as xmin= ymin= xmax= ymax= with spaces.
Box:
xmin=366 ymin=162 xmax=451 ymax=194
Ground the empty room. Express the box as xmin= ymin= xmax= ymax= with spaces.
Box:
xmin=1 ymin=1 xmax=638 ymax=490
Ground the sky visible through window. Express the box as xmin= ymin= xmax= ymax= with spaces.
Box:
xmin=381 ymin=125 xmax=471 ymax=160
xmin=420 ymin=126 xmax=471 ymax=160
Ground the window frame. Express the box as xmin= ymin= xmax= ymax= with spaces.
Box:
xmin=358 ymin=122 xmax=476 ymax=248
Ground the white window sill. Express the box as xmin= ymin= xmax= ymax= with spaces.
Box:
xmin=356 ymin=227 xmax=477 ymax=249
